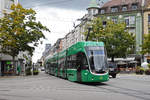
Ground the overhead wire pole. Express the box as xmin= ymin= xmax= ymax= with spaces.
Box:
xmin=141 ymin=0 xmax=145 ymax=62
xmin=85 ymin=27 xmax=92 ymax=41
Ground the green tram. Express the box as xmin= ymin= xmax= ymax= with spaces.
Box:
xmin=44 ymin=41 xmax=109 ymax=82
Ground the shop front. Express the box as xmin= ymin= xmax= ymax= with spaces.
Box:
xmin=108 ymin=57 xmax=137 ymax=73
xmin=0 ymin=53 xmax=28 ymax=76
xmin=1 ymin=61 xmax=17 ymax=76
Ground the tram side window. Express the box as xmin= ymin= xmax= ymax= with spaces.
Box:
xmin=51 ymin=61 xmax=57 ymax=68
xmin=58 ymin=59 xmax=61 ymax=68
xmin=82 ymin=55 xmax=88 ymax=69
xmin=71 ymin=55 xmax=77 ymax=68
xmin=67 ymin=55 xmax=77 ymax=68
xmin=54 ymin=61 xmax=57 ymax=68
xmin=51 ymin=62 xmax=54 ymax=68
xmin=67 ymin=56 xmax=72 ymax=68
xmin=48 ymin=63 xmax=50 ymax=68
xmin=77 ymin=52 xmax=88 ymax=69
xmin=58 ymin=59 xmax=60 ymax=68
xmin=59 ymin=58 xmax=65 ymax=68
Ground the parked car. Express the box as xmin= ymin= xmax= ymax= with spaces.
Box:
xmin=108 ymin=62 xmax=118 ymax=78
xmin=41 ymin=67 xmax=45 ymax=71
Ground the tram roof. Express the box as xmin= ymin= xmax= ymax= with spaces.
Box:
xmin=70 ymin=41 xmax=104 ymax=48
xmin=46 ymin=41 xmax=104 ymax=62
xmin=67 ymin=41 xmax=104 ymax=56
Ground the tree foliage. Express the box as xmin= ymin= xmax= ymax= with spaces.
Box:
xmin=84 ymin=18 xmax=135 ymax=62
xmin=141 ymin=34 xmax=150 ymax=55
xmin=0 ymin=4 xmax=50 ymax=59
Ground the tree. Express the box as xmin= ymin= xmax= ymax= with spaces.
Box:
xmin=141 ymin=34 xmax=150 ymax=55
xmin=0 ymin=4 xmax=50 ymax=67
xmin=84 ymin=18 xmax=135 ymax=62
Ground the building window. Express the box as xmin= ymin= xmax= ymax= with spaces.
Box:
xmin=112 ymin=18 xmax=117 ymax=23
xmin=122 ymin=6 xmax=127 ymax=11
xmin=93 ymin=9 xmax=96 ymax=14
xmin=88 ymin=9 xmax=92 ymax=15
xmin=100 ymin=9 xmax=105 ymax=14
xmin=148 ymin=14 xmax=150 ymax=25
xmin=124 ymin=16 xmax=135 ymax=27
xmin=131 ymin=4 xmax=138 ymax=10
xmin=130 ymin=16 xmax=135 ymax=25
xmin=93 ymin=9 xmax=98 ymax=15
xmin=111 ymin=7 xmax=118 ymax=12
xmin=103 ymin=21 xmax=107 ymax=27
xmin=125 ymin=17 xmax=129 ymax=26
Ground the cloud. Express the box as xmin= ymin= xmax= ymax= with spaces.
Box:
xmin=20 ymin=0 xmax=90 ymax=10
xmin=20 ymin=0 xmax=109 ymax=63
xmin=32 ymin=7 xmax=86 ymax=63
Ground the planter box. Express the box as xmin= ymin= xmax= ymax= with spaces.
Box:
xmin=135 ymin=70 xmax=144 ymax=75
xmin=145 ymin=70 xmax=150 ymax=75
xmin=33 ymin=72 xmax=39 ymax=75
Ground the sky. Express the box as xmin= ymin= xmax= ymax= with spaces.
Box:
xmin=19 ymin=0 xmax=108 ymax=63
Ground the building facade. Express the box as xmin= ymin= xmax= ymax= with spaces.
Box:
xmin=41 ymin=0 xmax=150 ymax=69
xmin=40 ymin=0 xmax=99 ymax=63
xmin=97 ymin=0 xmax=150 ymax=55
xmin=0 ymin=0 xmax=30 ymax=76
xmin=61 ymin=0 xmax=99 ymax=51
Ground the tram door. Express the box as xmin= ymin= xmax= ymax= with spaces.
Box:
xmin=77 ymin=52 xmax=89 ymax=82
xmin=63 ymin=58 xmax=67 ymax=78
xmin=77 ymin=61 xmax=81 ymax=82
xmin=77 ymin=52 xmax=86 ymax=82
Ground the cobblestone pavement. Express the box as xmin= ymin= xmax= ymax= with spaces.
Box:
xmin=0 ymin=72 xmax=150 ymax=100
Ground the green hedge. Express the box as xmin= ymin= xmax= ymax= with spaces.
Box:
xmin=135 ymin=66 xmax=145 ymax=75
xmin=25 ymin=68 xmax=32 ymax=75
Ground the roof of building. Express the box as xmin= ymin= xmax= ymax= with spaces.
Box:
xmin=102 ymin=0 xmax=150 ymax=8
xmin=87 ymin=0 xmax=99 ymax=9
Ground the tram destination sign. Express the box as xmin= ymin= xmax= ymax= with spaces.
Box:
xmin=86 ymin=46 xmax=103 ymax=51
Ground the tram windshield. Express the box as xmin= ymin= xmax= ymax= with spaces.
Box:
xmin=85 ymin=46 xmax=108 ymax=73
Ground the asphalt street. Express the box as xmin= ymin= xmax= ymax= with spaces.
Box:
xmin=0 ymin=72 xmax=150 ymax=100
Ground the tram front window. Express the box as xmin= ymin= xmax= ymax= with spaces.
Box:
xmin=85 ymin=46 xmax=108 ymax=73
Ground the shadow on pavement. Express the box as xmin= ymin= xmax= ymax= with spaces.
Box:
xmin=76 ymin=82 xmax=108 ymax=86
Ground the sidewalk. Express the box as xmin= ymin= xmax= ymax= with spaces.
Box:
xmin=0 ymin=74 xmax=26 ymax=79
xmin=0 ymin=75 xmax=19 ymax=79
xmin=0 ymin=72 xmax=42 ymax=79
xmin=118 ymin=73 xmax=150 ymax=77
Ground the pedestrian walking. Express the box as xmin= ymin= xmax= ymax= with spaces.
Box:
xmin=17 ymin=65 xmax=21 ymax=76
